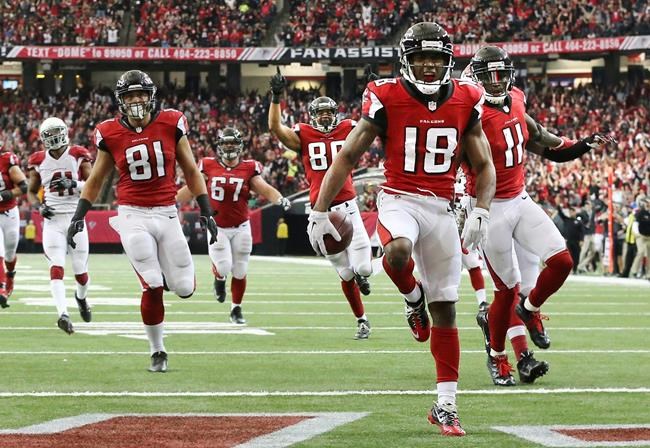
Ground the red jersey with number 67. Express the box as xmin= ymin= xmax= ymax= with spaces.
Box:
xmin=0 ymin=151 xmax=20 ymax=212
xmin=362 ymin=78 xmax=484 ymax=200
xmin=292 ymin=119 xmax=357 ymax=206
xmin=94 ymin=109 xmax=189 ymax=207
xmin=199 ymin=157 xmax=262 ymax=228
xmin=465 ymin=87 xmax=529 ymax=199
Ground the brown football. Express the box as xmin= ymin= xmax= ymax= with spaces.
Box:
xmin=323 ymin=210 xmax=353 ymax=255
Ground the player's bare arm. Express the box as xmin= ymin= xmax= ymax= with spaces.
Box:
xmin=176 ymin=136 xmax=208 ymax=197
xmin=250 ymin=175 xmax=282 ymax=203
xmin=79 ymin=160 xmax=92 ymax=181
xmin=312 ymin=118 xmax=379 ymax=212
xmin=27 ymin=170 xmax=42 ymax=206
xmin=525 ymin=113 xmax=615 ymax=161
xmin=267 ymin=67 xmax=301 ymax=151
xmin=176 ymin=135 xmax=218 ymax=243
xmin=463 ymin=121 xmax=496 ymax=211
xmin=80 ymin=149 xmax=115 ymax=203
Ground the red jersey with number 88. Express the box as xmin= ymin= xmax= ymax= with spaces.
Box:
xmin=465 ymin=87 xmax=529 ymax=199
xmin=362 ymin=78 xmax=484 ymax=200
xmin=94 ymin=109 xmax=188 ymax=207
xmin=293 ymin=119 xmax=357 ymax=206
xmin=199 ymin=157 xmax=262 ymax=228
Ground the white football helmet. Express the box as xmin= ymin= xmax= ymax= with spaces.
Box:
xmin=39 ymin=117 xmax=69 ymax=151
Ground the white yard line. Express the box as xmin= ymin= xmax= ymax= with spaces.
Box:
xmin=0 ymin=349 xmax=647 ymax=355
xmin=1 ymin=388 xmax=649 ymax=398
xmin=0 ymin=325 xmax=647 ymax=331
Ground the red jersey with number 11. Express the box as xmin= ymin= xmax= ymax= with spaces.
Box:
xmin=94 ymin=109 xmax=188 ymax=207
xmin=465 ymin=87 xmax=529 ymax=199
xmin=293 ymin=119 xmax=357 ymax=206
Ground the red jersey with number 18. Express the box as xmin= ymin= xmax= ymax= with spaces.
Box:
xmin=464 ymin=87 xmax=529 ymax=199
xmin=199 ymin=157 xmax=262 ymax=228
xmin=292 ymin=119 xmax=357 ymax=206
xmin=94 ymin=109 xmax=188 ymax=207
xmin=362 ymin=78 xmax=484 ymax=200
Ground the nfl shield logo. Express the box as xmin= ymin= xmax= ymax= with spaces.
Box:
xmin=428 ymin=101 xmax=437 ymax=111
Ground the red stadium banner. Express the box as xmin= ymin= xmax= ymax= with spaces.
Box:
xmin=31 ymin=210 xmax=119 ymax=244
xmin=3 ymin=36 xmax=648 ymax=62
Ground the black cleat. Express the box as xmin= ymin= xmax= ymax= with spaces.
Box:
xmin=354 ymin=319 xmax=371 ymax=340
xmin=148 ymin=351 xmax=168 ymax=372
xmin=476 ymin=302 xmax=490 ymax=354
xmin=0 ymin=293 xmax=9 ymax=309
xmin=75 ymin=294 xmax=92 ymax=323
xmin=517 ymin=350 xmax=549 ymax=384
xmin=57 ymin=314 xmax=74 ymax=335
xmin=230 ymin=306 xmax=246 ymax=324
xmin=214 ymin=278 xmax=226 ymax=303
xmin=515 ymin=294 xmax=551 ymax=349
xmin=354 ymin=274 xmax=371 ymax=295
xmin=405 ymin=283 xmax=430 ymax=342
xmin=487 ymin=354 xmax=516 ymax=386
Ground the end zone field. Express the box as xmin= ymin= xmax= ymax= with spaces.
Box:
xmin=0 ymin=254 xmax=648 ymax=447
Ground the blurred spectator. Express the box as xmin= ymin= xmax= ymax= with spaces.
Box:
xmin=276 ymin=217 xmax=288 ymax=255
xmin=631 ymin=195 xmax=650 ymax=278
xmin=23 ymin=219 xmax=36 ymax=252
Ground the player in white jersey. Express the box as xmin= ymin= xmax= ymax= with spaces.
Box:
xmin=28 ymin=117 xmax=93 ymax=334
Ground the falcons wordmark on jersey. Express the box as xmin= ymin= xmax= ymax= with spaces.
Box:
xmin=199 ymin=158 xmax=262 ymax=228
xmin=362 ymin=78 xmax=484 ymax=200
xmin=28 ymin=145 xmax=92 ymax=214
xmin=292 ymin=119 xmax=357 ymax=207
xmin=94 ymin=109 xmax=188 ymax=207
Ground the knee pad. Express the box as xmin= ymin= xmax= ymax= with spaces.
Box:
xmin=75 ymin=273 xmax=89 ymax=285
xmin=136 ymin=269 xmax=163 ymax=290
xmin=175 ymin=277 xmax=196 ymax=299
xmin=337 ymin=267 xmax=355 ymax=282
xmin=354 ymin=261 xmax=372 ymax=278
xmin=216 ymin=260 xmax=232 ymax=278
xmin=170 ymin=240 xmax=192 ymax=269
xmin=231 ymin=262 xmax=249 ymax=280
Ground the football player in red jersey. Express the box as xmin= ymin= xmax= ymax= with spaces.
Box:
xmin=176 ymin=127 xmax=290 ymax=325
xmin=0 ymin=144 xmax=28 ymax=308
xmin=28 ymin=117 xmax=93 ymax=334
xmin=268 ymin=73 xmax=373 ymax=340
xmin=308 ymin=22 xmax=497 ymax=436
xmin=462 ymin=46 xmax=614 ymax=386
xmin=66 ymin=70 xmax=217 ymax=373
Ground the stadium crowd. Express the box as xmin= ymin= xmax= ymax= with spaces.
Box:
xmin=3 ymin=1 xmax=648 ymax=49
xmin=0 ymin=0 xmax=128 ymax=46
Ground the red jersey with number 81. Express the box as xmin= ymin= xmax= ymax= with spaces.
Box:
xmin=199 ymin=157 xmax=262 ymax=228
xmin=465 ymin=87 xmax=529 ymax=199
xmin=362 ymin=78 xmax=484 ymax=200
xmin=293 ymin=119 xmax=357 ymax=206
xmin=94 ymin=109 xmax=188 ymax=207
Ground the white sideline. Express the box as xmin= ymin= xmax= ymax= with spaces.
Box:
xmin=251 ymin=256 xmax=650 ymax=287
xmin=0 ymin=325 xmax=648 ymax=331
xmin=0 ymin=349 xmax=648 ymax=355
xmin=1 ymin=388 xmax=649 ymax=398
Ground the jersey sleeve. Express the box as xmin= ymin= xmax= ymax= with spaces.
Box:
xmin=175 ymin=111 xmax=189 ymax=143
xmin=361 ymin=82 xmax=388 ymax=133
xmin=253 ymin=160 xmax=263 ymax=176
xmin=461 ymin=81 xmax=485 ymax=132
xmin=27 ymin=152 xmax=45 ymax=170
xmin=70 ymin=146 xmax=93 ymax=162
xmin=94 ymin=127 xmax=108 ymax=152
xmin=197 ymin=158 xmax=205 ymax=173
xmin=8 ymin=153 xmax=19 ymax=167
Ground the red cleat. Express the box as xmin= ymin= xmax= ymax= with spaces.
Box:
xmin=428 ymin=403 xmax=466 ymax=436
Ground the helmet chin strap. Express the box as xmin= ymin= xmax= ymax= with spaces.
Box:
xmin=484 ymin=93 xmax=507 ymax=104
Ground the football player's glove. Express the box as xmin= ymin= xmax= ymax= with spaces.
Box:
xmin=50 ymin=177 xmax=77 ymax=192
xmin=277 ymin=197 xmax=291 ymax=211
xmin=584 ymin=133 xmax=617 ymax=149
xmin=196 ymin=194 xmax=218 ymax=245
xmin=461 ymin=207 xmax=489 ymax=251
xmin=307 ymin=210 xmax=341 ymax=256
xmin=364 ymin=64 xmax=380 ymax=82
xmin=269 ymin=66 xmax=287 ymax=96
xmin=39 ymin=203 xmax=56 ymax=220
xmin=67 ymin=219 xmax=85 ymax=248
xmin=0 ymin=190 xmax=13 ymax=202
